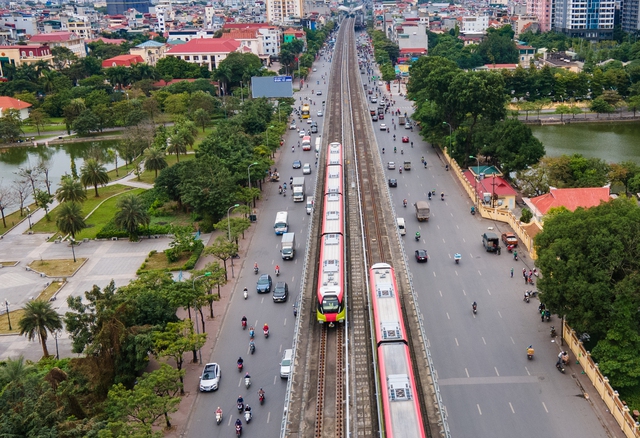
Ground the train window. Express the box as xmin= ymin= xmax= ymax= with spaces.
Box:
xmin=388 ymin=376 xmax=413 ymax=401
xmin=326 ymin=211 xmax=339 ymax=220
xmin=324 ymin=234 xmax=339 ymax=245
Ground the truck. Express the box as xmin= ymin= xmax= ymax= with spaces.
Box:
xmin=292 ymin=177 xmax=305 ymax=202
xmin=281 ymin=232 xmax=295 ymax=260
xmin=399 ymin=116 xmax=406 ymax=125
xmin=414 ymin=201 xmax=430 ymax=222
xmin=482 ymin=232 xmax=500 ymax=253
xmin=403 ymin=161 xmax=411 ymax=171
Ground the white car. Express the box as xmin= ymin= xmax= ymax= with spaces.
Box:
xmin=303 ymin=163 xmax=312 ymax=174
xmin=313 ymin=67 xmax=317 ymax=72
xmin=388 ymin=161 xmax=395 ymax=170
xmin=380 ymin=124 xmax=387 ymax=131
xmin=199 ymin=363 xmax=220 ymax=391
xmin=289 ymin=122 xmax=297 ymax=130
xmin=299 ymin=130 xmax=306 ymax=137
xmin=317 ymin=110 xmax=323 ymax=117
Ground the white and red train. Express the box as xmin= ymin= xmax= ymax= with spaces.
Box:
xmin=316 ymin=141 xmax=346 ymax=325
xmin=369 ymin=262 xmax=427 ymax=438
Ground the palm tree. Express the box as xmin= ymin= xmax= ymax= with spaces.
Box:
xmin=0 ymin=355 xmax=33 ymax=385
xmin=80 ymin=158 xmax=109 ymax=197
xmin=115 ymin=194 xmax=150 ymax=240
xmin=56 ymin=201 xmax=86 ymax=261
xmin=55 ymin=175 xmax=87 ymax=203
xmin=18 ymin=301 xmax=62 ymax=358
xmin=144 ymin=148 xmax=168 ymax=177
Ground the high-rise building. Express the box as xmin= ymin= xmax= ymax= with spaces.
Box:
xmin=266 ymin=0 xmax=303 ymax=25
xmin=527 ymin=0 xmax=553 ymax=31
xmin=552 ymin=0 xmax=615 ymax=40
xmin=106 ymin=0 xmax=150 ymax=16
xmin=621 ymin=0 xmax=640 ymax=32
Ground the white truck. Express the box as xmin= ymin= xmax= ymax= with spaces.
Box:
xmin=415 ymin=201 xmax=430 ymax=222
xmin=292 ymin=177 xmax=305 ymax=202
xmin=281 ymin=232 xmax=295 ymax=260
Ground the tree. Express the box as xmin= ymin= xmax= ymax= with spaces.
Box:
xmin=11 ymin=179 xmax=31 ymax=216
xmin=144 ymin=148 xmax=168 ymax=177
xmin=478 ymin=119 xmax=545 ymax=174
xmin=18 ymin=300 xmax=62 ymax=358
xmin=26 ymin=108 xmax=48 ymax=135
xmin=192 ymin=108 xmax=210 ymax=132
xmin=476 ymin=27 xmax=518 ymax=65
xmin=204 ymin=236 xmax=238 ymax=281
xmin=114 ymin=193 xmax=150 ymax=240
xmin=153 ymin=319 xmax=206 ymax=393
xmin=56 ymin=201 xmax=86 ymax=241
xmin=34 ymin=189 xmax=54 ymax=220
xmin=63 ymin=98 xmax=86 ymax=134
xmin=0 ymin=108 xmax=23 ymax=143
xmin=0 ymin=181 xmax=14 ymax=228
xmin=72 ymin=109 xmax=101 ymax=136
xmin=627 ymin=95 xmax=640 ymax=117
xmin=0 ymin=355 xmax=33 ymax=385
xmin=16 ymin=165 xmax=40 ymax=204
xmin=80 ymin=158 xmax=110 ymax=197
xmin=55 ymin=176 xmax=87 ymax=203
xmin=590 ymin=97 xmax=615 ymax=118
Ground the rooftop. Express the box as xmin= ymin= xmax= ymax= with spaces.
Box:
xmin=529 ymin=187 xmax=611 ymax=215
xmin=166 ymin=38 xmax=241 ymax=54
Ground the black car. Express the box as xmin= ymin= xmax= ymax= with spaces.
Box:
xmin=415 ymin=249 xmax=428 ymax=262
xmin=292 ymin=160 xmax=302 ymax=169
xmin=272 ymin=281 xmax=289 ymax=302
xmin=388 ymin=178 xmax=397 ymax=187
xmin=256 ymin=274 xmax=273 ymax=293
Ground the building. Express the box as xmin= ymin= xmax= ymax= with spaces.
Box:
xmin=0 ymin=45 xmax=53 ymax=74
xmin=459 ymin=15 xmax=489 ymax=33
xmin=552 ymin=0 xmax=615 ymax=40
xmin=167 ymin=29 xmax=218 ymax=42
xmin=223 ymin=24 xmax=282 ymax=58
xmin=0 ymin=96 xmax=32 ymax=120
xmin=517 ymin=44 xmax=536 ymax=66
xmin=266 ymin=0 xmax=303 ymax=24
xmin=165 ymin=38 xmax=242 ymax=70
xmin=101 ymin=54 xmax=144 ymax=68
xmin=463 ymin=169 xmax=518 ymax=211
xmin=394 ymin=21 xmax=428 ymax=54
xmin=527 ymin=0 xmax=553 ymax=31
xmin=525 ymin=187 xmax=610 ymax=222
xmin=130 ymin=40 xmax=166 ymax=66
xmin=106 ymin=0 xmax=150 ymax=16
xmin=0 ymin=13 xmax=38 ymax=39
xmin=63 ymin=17 xmax=93 ymax=39
xmin=513 ymin=15 xmax=539 ymax=37
xmin=622 ymin=0 xmax=640 ymax=32
xmin=283 ymin=27 xmax=305 ymax=43
xmin=28 ymin=31 xmax=87 ymax=58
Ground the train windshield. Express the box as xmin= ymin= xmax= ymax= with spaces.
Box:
xmin=322 ymin=296 xmax=340 ymax=313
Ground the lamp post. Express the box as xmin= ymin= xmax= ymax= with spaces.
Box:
xmin=192 ymin=272 xmax=211 ymax=365
xmin=26 ymin=207 xmax=32 ymax=229
xmin=470 ymin=155 xmax=480 ymax=210
xmin=3 ymin=300 xmax=11 ymax=331
xmin=247 ymin=162 xmax=258 ymax=191
xmin=54 ymin=329 xmax=60 ymax=359
xmin=442 ymin=122 xmax=452 ymax=154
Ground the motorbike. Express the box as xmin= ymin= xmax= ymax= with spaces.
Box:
xmin=401 ymin=149 xmax=404 ymax=155
xmin=523 ymin=291 xmax=530 ymax=303
xmin=276 ymin=269 xmax=280 ymax=277
xmin=244 ymin=410 xmax=252 ymax=423
xmin=513 ymin=252 xmax=518 ymax=261
xmin=263 ymin=328 xmax=269 ymax=338
xmin=424 ymin=162 xmax=427 ymax=169
xmin=556 ymin=361 xmax=565 ymax=373
xmin=245 ymin=376 xmax=251 ymax=388
xmin=550 ymin=326 xmax=557 ymax=337
xmin=242 ymin=319 xmax=247 ymax=330
xmin=254 ymin=266 xmax=259 ymax=274
xmin=445 ymin=164 xmax=449 ymax=171
xmin=237 ymin=402 xmax=244 ymax=412
xmin=399 ymin=167 xmax=402 ymax=174
xmin=237 ymin=361 xmax=243 ymax=372
xmin=259 ymin=392 xmax=265 ymax=405
xmin=415 ymin=233 xmax=420 ymax=242
xmin=249 ymin=329 xmax=255 ymax=339
xmin=454 ymin=253 xmax=461 ymax=264
xmin=243 ymin=289 xmax=248 ymax=300
xmin=403 ymin=200 xmax=407 ymax=208
xmin=236 ymin=424 xmax=242 ymax=436
xmin=441 ymin=194 xmax=444 ymax=201
xmin=216 ymin=410 xmax=223 ymax=425
xmin=428 ymin=193 xmax=431 ymax=200
xmin=250 ymin=342 xmax=255 ymax=354
xmin=472 ymin=303 xmax=477 ymax=314
xmin=470 ymin=206 xmax=476 ymax=215
xmin=527 ymin=348 xmax=534 ymax=360
xmin=545 ymin=310 xmax=551 ymax=321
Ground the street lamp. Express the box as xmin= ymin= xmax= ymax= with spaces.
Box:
xmin=54 ymin=329 xmax=61 ymax=359
xmin=3 ymin=299 xmax=11 ymax=331
xmin=442 ymin=122 xmax=452 ymax=154
xmin=470 ymin=155 xmax=481 ymax=210
xmin=26 ymin=207 xmax=32 ymax=229
xmin=247 ymin=162 xmax=258 ymax=191
xmin=192 ymin=272 xmax=212 ymax=365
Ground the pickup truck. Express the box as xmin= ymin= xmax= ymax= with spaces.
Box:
xmin=501 ymin=232 xmax=518 ymax=247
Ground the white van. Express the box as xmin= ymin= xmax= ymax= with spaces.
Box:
xmin=280 ymin=349 xmax=293 ymax=379
xmin=274 ymin=211 xmax=289 ymax=235
xmin=397 ymin=217 xmax=406 ymax=236
xmin=306 ymin=196 xmax=314 ymax=215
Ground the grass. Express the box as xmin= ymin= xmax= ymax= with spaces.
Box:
xmin=29 ymin=185 xmax=135 ymax=235
xmin=106 ymin=156 xmax=144 ymax=180
xmin=137 ymin=153 xmax=195 ymax=184
xmin=75 ymin=188 xmax=145 ymax=240
xmin=39 ymin=281 xmax=65 ymax=302
xmin=0 ymin=261 xmax=18 ymax=267
xmin=140 ymin=251 xmax=191 ymax=272
xmin=28 ymin=258 xmax=86 ymax=277
xmin=0 ymin=281 xmax=66 ymax=334
xmin=0 ymin=203 xmax=37 ymax=232
xmin=150 ymin=212 xmax=193 ymax=228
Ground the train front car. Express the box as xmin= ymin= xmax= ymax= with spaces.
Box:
xmin=369 ymin=262 xmax=426 ymax=438
xmin=317 ymin=142 xmax=345 ymax=325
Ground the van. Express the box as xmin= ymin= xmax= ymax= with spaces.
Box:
xmin=306 ymin=196 xmax=314 ymax=215
xmin=397 ymin=218 xmax=406 ymax=236
xmin=280 ymin=349 xmax=293 ymax=378
xmin=482 ymin=232 xmax=500 ymax=253
xmin=274 ymin=211 xmax=289 ymax=235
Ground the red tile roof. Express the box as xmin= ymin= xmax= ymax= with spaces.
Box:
xmin=0 ymin=96 xmax=32 ymax=110
xmin=530 ymin=187 xmax=610 ymax=215
xmin=166 ymin=38 xmax=241 ymax=54
xmin=463 ymin=171 xmax=518 ymax=197
xmin=29 ymin=31 xmax=79 ymax=42
xmin=101 ymin=54 xmax=144 ymax=68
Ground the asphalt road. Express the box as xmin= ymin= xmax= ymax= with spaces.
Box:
xmin=184 ymin=61 xmax=332 ymax=438
xmin=368 ymin=87 xmax=609 ymax=437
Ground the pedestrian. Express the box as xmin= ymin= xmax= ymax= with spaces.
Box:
xmin=522 ymin=268 xmax=526 ymax=277
xmin=510 ymin=268 xmax=514 ymax=278
xmin=529 ymin=269 xmax=533 ymax=278
xmin=524 ymin=273 xmax=529 ymax=284
xmin=541 ymin=309 xmax=545 ymax=322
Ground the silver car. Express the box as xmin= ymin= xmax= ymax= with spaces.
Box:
xmin=199 ymin=362 xmax=221 ymax=391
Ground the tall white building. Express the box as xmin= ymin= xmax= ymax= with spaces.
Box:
xmin=460 ymin=15 xmax=489 ymax=33
xmin=552 ymin=0 xmax=615 ymax=40
xmin=266 ymin=0 xmax=303 ymax=24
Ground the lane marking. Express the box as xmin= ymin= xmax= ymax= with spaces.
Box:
xmin=509 ymin=402 xmax=515 ymax=413
xmin=510 ymin=337 xmax=515 ymax=344
xmin=465 ymin=368 xmax=470 ymax=378
xmin=542 ymin=402 xmax=549 ymax=413
xmin=439 ymin=290 xmax=443 ymax=297
xmin=478 ymin=270 xmax=482 ymax=276
xmin=454 ymin=338 xmax=459 ymax=346
xmin=477 ymin=404 xmax=482 ymax=415
xmin=487 ymin=289 xmax=492 ymax=296
xmin=495 ymin=367 xmax=500 ymax=376
xmin=482 ymin=337 xmax=486 ymax=345
xmin=462 ymin=289 xmax=467 ymax=296
xmin=525 ymin=367 xmax=531 ymax=376
xmin=446 ymin=312 xmax=450 ymax=320
xmin=267 ymin=412 xmax=271 ymax=423
xmin=498 ymin=311 xmax=503 ymax=318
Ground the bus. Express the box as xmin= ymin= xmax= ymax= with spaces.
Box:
xmin=274 ymin=211 xmax=289 ymax=235
xmin=301 ymin=104 xmax=310 ymax=119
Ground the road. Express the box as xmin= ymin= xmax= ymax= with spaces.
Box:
xmin=365 ymin=61 xmax=610 ymax=437
xmin=183 ymin=60 xmax=332 ymax=438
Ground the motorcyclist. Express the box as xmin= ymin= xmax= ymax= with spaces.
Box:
xmin=472 ymin=301 xmax=477 ymax=311
xmin=441 ymin=192 xmax=444 ymax=200
xmin=393 ymin=146 xmax=397 ymax=153
xmin=237 ymin=357 xmax=244 ymax=367
xmin=249 ymin=327 xmax=255 ymax=338
xmin=403 ymin=199 xmax=407 ymax=207
xmin=241 ymin=315 xmax=247 ymax=326
xmin=527 ymin=345 xmax=535 ymax=356
xmin=216 ymin=406 xmax=223 ymax=415
xmin=254 ymin=262 xmax=258 ymax=271
xmin=235 ymin=418 xmax=243 ymax=429
xmin=393 ymin=134 xmax=396 ymax=141
xmin=258 ymin=388 xmax=265 ymax=398
xmin=428 ymin=192 xmax=431 ymax=200
xmin=275 ymin=265 xmax=280 ymax=275
xmin=283 ymin=182 xmax=287 ymax=191
xmin=411 ymin=141 xmax=413 ymax=148
xmin=278 ymin=185 xmax=282 ymax=194
xmin=245 ymin=404 xmax=252 ymax=414
xmin=382 ymin=147 xmax=385 ymax=154
xmin=263 ymin=323 xmax=269 ymax=333
xmin=415 ymin=231 xmax=421 ymax=239
xmin=244 ymin=372 xmax=251 ymax=383
xmin=249 ymin=339 xmax=255 ymax=352
xmin=289 ymin=176 xmax=293 ymax=185
xmin=237 ymin=395 xmax=244 ymax=405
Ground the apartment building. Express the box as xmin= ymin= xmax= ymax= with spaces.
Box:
xmin=223 ymin=23 xmax=282 ymax=58
xmin=0 ymin=13 xmax=38 ymax=39
xmin=552 ymin=0 xmax=615 ymax=40
xmin=622 ymin=0 xmax=640 ymax=32
xmin=266 ymin=0 xmax=303 ymax=25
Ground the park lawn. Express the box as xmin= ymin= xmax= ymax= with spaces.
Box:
xmin=28 ymin=259 xmax=86 ymax=277
xmin=149 ymin=211 xmax=193 ymax=228
xmin=106 ymin=155 xmax=145 ymax=180
xmin=22 ymin=123 xmax=67 ymax=134
xmin=140 ymin=251 xmax=191 ymax=272
xmin=30 ymin=185 xmax=134 ymax=234
xmin=76 ymin=188 xmax=145 ymax=240
xmin=1 ymin=202 xmax=37 ymax=231
xmin=138 ymin=153 xmax=195 ymax=184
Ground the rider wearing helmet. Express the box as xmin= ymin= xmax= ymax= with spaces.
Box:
xmin=263 ymin=323 xmax=269 ymax=332
xmin=237 ymin=357 xmax=243 ymax=366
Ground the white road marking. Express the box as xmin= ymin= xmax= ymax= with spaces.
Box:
xmin=477 ymin=404 xmax=482 ymax=415
xmin=482 ymin=337 xmax=486 ymax=345
xmin=454 ymin=338 xmax=459 ymax=346
xmin=446 ymin=312 xmax=450 ymax=320
xmin=439 ymin=290 xmax=443 ymax=297
xmin=487 ymin=289 xmax=492 ymax=296
xmin=510 ymin=337 xmax=515 ymax=344
xmin=542 ymin=402 xmax=549 ymax=413
xmin=465 ymin=368 xmax=470 ymax=378
xmin=498 ymin=311 xmax=503 ymax=318
xmin=509 ymin=402 xmax=515 ymax=413
xmin=525 ymin=367 xmax=531 ymax=376
xmin=462 ymin=289 xmax=467 ymax=296
xmin=495 ymin=367 xmax=500 ymax=376
xmin=267 ymin=412 xmax=271 ymax=423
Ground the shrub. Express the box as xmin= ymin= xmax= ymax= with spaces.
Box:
xmin=520 ymin=208 xmax=533 ymax=223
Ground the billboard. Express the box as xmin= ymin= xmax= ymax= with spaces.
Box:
xmin=251 ymin=76 xmax=293 ymax=98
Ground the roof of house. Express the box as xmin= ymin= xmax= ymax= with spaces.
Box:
xmin=529 ymin=187 xmax=610 ymax=215
xmin=463 ymin=170 xmax=518 ymax=197
xmin=29 ymin=31 xmax=80 ymax=42
xmin=220 ymin=30 xmax=257 ymax=40
xmin=102 ymin=54 xmax=144 ymax=65
xmin=135 ymin=40 xmax=165 ymax=48
xmin=166 ymin=38 xmax=241 ymax=54
xmin=0 ymin=96 xmax=32 ymax=110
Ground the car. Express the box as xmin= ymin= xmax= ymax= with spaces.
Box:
xmin=388 ymin=161 xmax=395 ymax=170
xmin=370 ymin=109 xmax=376 ymax=116
xmin=280 ymin=349 xmax=293 ymax=378
xmin=370 ymin=97 xmax=377 ymax=103
xmin=256 ymin=274 xmax=272 ymax=293
xmin=368 ymin=89 xmax=373 ymax=95
xmin=307 ymin=118 xmax=313 ymax=124
xmin=292 ymin=160 xmax=302 ymax=169
xmin=372 ymin=114 xmax=378 ymax=121
xmin=312 ymin=67 xmax=317 ymax=72
xmin=388 ymin=178 xmax=397 ymax=187
xmin=310 ymin=125 xmax=318 ymax=133
xmin=501 ymin=232 xmax=518 ymax=247
xmin=415 ymin=249 xmax=428 ymax=262
xmin=317 ymin=110 xmax=323 ymax=117
xmin=289 ymin=122 xmax=297 ymax=130
xmin=405 ymin=122 xmax=412 ymax=129
xmin=302 ymin=163 xmax=312 ymax=174
xmin=402 ymin=136 xmax=409 ymax=143
xmin=380 ymin=124 xmax=387 ymax=131
xmin=299 ymin=130 xmax=306 ymax=137
xmin=378 ymin=81 xmax=383 ymax=86
xmin=378 ymin=113 xmax=384 ymax=120
xmin=316 ymin=90 xmax=322 ymax=95
xmin=273 ymin=281 xmax=289 ymax=302
xmin=199 ymin=362 xmax=221 ymax=391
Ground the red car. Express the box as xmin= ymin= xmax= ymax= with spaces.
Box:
xmin=401 ymin=136 xmax=409 ymax=143
xmin=379 ymin=113 xmax=384 ymax=120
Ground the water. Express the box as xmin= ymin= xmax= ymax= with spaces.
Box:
xmin=530 ymin=122 xmax=640 ymax=163
xmin=0 ymin=141 xmax=118 ymax=214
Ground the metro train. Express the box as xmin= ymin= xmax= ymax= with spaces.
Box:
xmin=317 ymin=141 xmax=346 ymax=325
xmin=369 ymin=262 xmax=426 ymax=437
